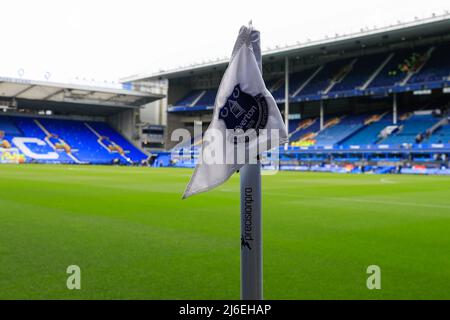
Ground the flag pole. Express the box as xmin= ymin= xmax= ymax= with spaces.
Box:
xmin=182 ymin=22 xmax=285 ymax=300
xmin=240 ymin=162 xmax=263 ymax=300
xmin=240 ymin=21 xmax=263 ymax=300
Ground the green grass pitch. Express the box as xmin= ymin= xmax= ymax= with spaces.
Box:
xmin=1 ymin=164 xmax=450 ymax=299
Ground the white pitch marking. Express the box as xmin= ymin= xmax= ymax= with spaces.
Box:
xmin=380 ymin=178 xmax=397 ymax=184
xmin=268 ymin=192 xmax=450 ymax=210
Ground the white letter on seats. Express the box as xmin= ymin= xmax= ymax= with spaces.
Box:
xmin=12 ymin=137 xmax=59 ymax=160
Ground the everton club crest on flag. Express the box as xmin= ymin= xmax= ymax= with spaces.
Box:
xmin=182 ymin=24 xmax=287 ymax=198
xmin=219 ymin=84 xmax=268 ymax=144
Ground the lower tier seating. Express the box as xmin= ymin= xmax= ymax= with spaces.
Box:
xmin=0 ymin=115 xmax=147 ymax=164
xmin=380 ymin=114 xmax=439 ymax=145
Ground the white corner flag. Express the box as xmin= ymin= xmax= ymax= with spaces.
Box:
xmin=183 ymin=24 xmax=287 ymax=199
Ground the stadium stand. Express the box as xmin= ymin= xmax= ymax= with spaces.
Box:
xmin=272 ymin=68 xmax=317 ymax=101
xmin=289 ymin=118 xmax=321 ymax=146
xmin=313 ymin=115 xmax=366 ymax=146
xmin=341 ymin=114 xmax=391 ymax=146
xmin=170 ymin=42 xmax=450 ymax=110
xmin=86 ymin=121 xmax=148 ymax=161
xmin=175 ymin=90 xmax=205 ymax=107
xmin=0 ymin=115 xmax=147 ymax=164
xmin=329 ymin=53 xmax=388 ymax=92
xmin=298 ymin=59 xmax=353 ymax=96
xmin=195 ymin=89 xmax=217 ymax=107
xmin=380 ymin=113 xmax=439 ymax=145
xmin=127 ymin=15 xmax=450 ymax=175
xmin=408 ymin=44 xmax=450 ymax=84
xmin=368 ymin=48 xmax=429 ymax=89
xmin=168 ymin=108 xmax=447 ymax=150
xmin=169 ymin=47 xmax=450 ymax=111
xmin=14 ymin=117 xmax=75 ymax=163
xmin=426 ymin=121 xmax=450 ymax=144
xmin=288 ymin=113 xmax=395 ymax=147
xmin=0 ymin=117 xmax=22 ymax=136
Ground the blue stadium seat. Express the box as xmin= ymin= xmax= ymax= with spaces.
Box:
xmin=368 ymin=48 xmax=427 ymax=89
xmin=299 ymin=59 xmax=353 ymax=96
xmin=272 ymin=69 xmax=316 ymax=100
xmin=408 ymin=44 xmax=450 ymax=84
xmin=13 ymin=117 xmax=73 ymax=163
xmin=194 ymin=89 xmax=217 ymax=107
xmin=0 ymin=115 xmax=147 ymax=164
xmin=87 ymin=121 xmax=148 ymax=162
xmin=0 ymin=117 xmax=22 ymax=136
xmin=38 ymin=118 xmax=118 ymax=164
xmin=341 ymin=114 xmax=391 ymax=146
xmin=174 ymin=90 xmax=204 ymax=107
xmin=427 ymin=123 xmax=450 ymax=144
xmin=173 ymin=89 xmax=217 ymax=108
xmin=330 ymin=53 xmax=387 ymax=92
xmin=289 ymin=118 xmax=320 ymax=142
xmin=380 ymin=114 xmax=439 ymax=145
xmin=314 ymin=115 xmax=366 ymax=146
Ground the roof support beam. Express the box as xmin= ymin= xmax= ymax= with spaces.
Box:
xmin=104 ymin=94 xmax=121 ymax=102
xmin=284 ymin=56 xmax=289 ymax=146
xmin=393 ymin=93 xmax=398 ymax=125
xmin=320 ymin=100 xmax=325 ymax=131
xmin=42 ymin=89 xmax=65 ymax=100
xmin=13 ymin=85 xmax=35 ymax=98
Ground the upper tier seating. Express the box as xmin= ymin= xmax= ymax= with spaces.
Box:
xmin=173 ymin=89 xmax=217 ymax=108
xmin=408 ymin=44 xmax=450 ymax=84
xmin=299 ymin=59 xmax=353 ymax=96
xmin=170 ymin=42 xmax=450 ymax=111
xmin=368 ymin=49 xmax=427 ymax=89
xmin=272 ymin=68 xmax=316 ymax=100
xmin=330 ymin=53 xmax=387 ymax=92
xmin=266 ymin=78 xmax=284 ymax=95
xmin=195 ymin=89 xmax=217 ymax=107
xmin=175 ymin=90 xmax=204 ymax=107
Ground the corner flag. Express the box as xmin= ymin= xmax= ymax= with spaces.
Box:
xmin=182 ymin=23 xmax=287 ymax=300
xmin=182 ymin=24 xmax=287 ymax=199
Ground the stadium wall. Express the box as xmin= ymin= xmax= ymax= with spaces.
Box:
xmin=108 ymin=109 xmax=138 ymax=144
